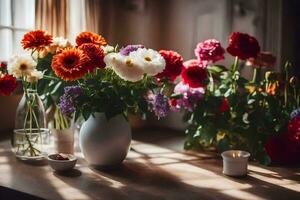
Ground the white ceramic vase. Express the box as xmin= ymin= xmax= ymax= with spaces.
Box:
xmin=79 ymin=112 xmax=131 ymax=166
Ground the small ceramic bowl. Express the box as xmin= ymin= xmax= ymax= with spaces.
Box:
xmin=47 ymin=153 xmax=77 ymax=171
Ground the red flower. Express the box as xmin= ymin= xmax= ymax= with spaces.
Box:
xmin=51 ymin=48 xmax=90 ymax=81
xmin=183 ymin=59 xmax=207 ymax=69
xmin=265 ymin=117 xmax=300 ymax=164
xmin=181 ymin=66 xmax=207 ymax=88
xmin=265 ymin=133 xmax=300 ymax=164
xmin=0 ymin=74 xmax=18 ymax=96
xmin=170 ymin=99 xmax=177 ymax=107
xmin=156 ymin=50 xmax=184 ymax=82
xmin=79 ymin=43 xmax=106 ymax=71
xmin=227 ymin=32 xmax=260 ymax=60
xmin=0 ymin=61 xmax=7 ymax=70
xmin=219 ymin=98 xmax=229 ymax=112
xmin=76 ymin=32 xmax=107 ymax=47
xmin=194 ymin=39 xmax=225 ymax=63
xmin=21 ymin=30 xmax=53 ymax=51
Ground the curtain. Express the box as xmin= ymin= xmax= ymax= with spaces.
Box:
xmin=35 ymin=0 xmax=69 ymax=37
xmin=85 ymin=0 xmax=102 ymax=33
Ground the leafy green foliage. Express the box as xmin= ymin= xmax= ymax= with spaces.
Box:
xmin=76 ymin=68 xmax=156 ymax=120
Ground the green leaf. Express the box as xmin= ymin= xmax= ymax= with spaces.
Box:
xmin=207 ymin=65 xmax=227 ymax=74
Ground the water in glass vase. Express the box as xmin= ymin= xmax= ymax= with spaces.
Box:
xmin=13 ymin=89 xmax=50 ymax=160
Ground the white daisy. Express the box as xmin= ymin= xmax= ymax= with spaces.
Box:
xmin=104 ymin=53 xmax=144 ymax=82
xmin=7 ymin=54 xmax=37 ymax=78
xmin=129 ymin=48 xmax=165 ymax=76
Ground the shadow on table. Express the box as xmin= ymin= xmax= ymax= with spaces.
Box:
xmin=0 ymin=150 xmax=65 ymax=200
xmin=54 ymin=158 xmax=241 ymax=200
xmin=135 ymin=131 xmax=300 ymax=200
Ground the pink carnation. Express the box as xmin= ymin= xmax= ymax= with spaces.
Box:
xmin=194 ymin=39 xmax=225 ymax=63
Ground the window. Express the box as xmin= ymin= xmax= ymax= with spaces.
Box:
xmin=0 ymin=0 xmax=35 ymax=61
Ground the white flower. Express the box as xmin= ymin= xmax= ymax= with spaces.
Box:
xmin=7 ymin=54 xmax=37 ymax=78
xmin=26 ymin=69 xmax=43 ymax=83
xmin=129 ymin=48 xmax=165 ymax=76
xmin=40 ymin=37 xmax=72 ymax=57
xmin=104 ymin=53 xmax=145 ymax=82
xmin=52 ymin=37 xmax=72 ymax=48
xmin=101 ymin=45 xmax=115 ymax=55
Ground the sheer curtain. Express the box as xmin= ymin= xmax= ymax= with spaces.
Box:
xmin=35 ymin=0 xmax=69 ymax=37
xmin=35 ymin=0 xmax=86 ymax=42
xmin=0 ymin=0 xmax=35 ymax=61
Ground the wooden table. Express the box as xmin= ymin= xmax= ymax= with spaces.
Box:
xmin=0 ymin=129 xmax=300 ymax=200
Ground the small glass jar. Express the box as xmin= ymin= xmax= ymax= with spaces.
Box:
xmin=12 ymin=89 xmax=50 ymax=160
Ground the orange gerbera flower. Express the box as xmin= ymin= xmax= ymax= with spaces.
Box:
xmin=76 ymin=32 xmax=107 ymax=47
xmin=51 ymin=48 xmax=90 ymax=81
xmin=79 ymin=43 xmax=106 ymax=71
xmin=21 ymin=30 xmax=53 ymax=51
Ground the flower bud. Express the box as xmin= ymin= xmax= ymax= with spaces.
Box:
xmin=289 ymin=76 xmax=298 ymax=87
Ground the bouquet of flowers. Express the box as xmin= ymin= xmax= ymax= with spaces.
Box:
xmin=171 ymin=32 xmax=300 ymax=165
xmin=14 ymin=30 xmax=184 ymax=127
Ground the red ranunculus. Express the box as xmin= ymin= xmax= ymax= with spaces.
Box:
xmin=194 ymin=39 xmax=225 ymax=63
xmin=0 ymin=74 xmax=18 ymax=96
xmin=227 ymin=32 xmax=260 ymax=60
xmin=265 ymin=117 xmax=300 ymax=164
xmin=265 ymin=133 xmax=300 ymax=164
xmin=156 ymin=50 xmax=184 ymax=82
xmin=181 ymin=66 xmax=207 ymax=88
xmin=79 ymin=43 xmax=106 ymax=71
xmin=219 ymin=98 xmax=229 ymax=112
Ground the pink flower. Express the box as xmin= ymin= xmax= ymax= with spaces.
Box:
xmin=173 ymin=81 xmax=205 ymax=111
xmin=194 ymin=39 xmax=225 ymax=63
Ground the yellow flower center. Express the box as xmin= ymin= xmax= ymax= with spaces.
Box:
xmin=125 ymin=59 xmax=133 ymax=67
xmin=20 ymin=63 xmax=28 ymax=70
xmin=144 ymin=56 xmax=152 ymax=62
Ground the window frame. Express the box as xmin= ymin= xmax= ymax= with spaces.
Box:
xmin=0 ymin=0 xmax=35 ymax=61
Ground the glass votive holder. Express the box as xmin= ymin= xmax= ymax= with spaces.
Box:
xmin=221 ymin=150 xmax=250 ymax=177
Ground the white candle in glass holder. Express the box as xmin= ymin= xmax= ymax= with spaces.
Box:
xmin=221 ymin=150 xmax=250 ymax=177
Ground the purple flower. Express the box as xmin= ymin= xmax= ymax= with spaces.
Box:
xmin=120 ymin=44 xmax=145 ymax=56
xmin=59 ymin=86 xmax=83 ymax=117
xmin=173 ymin=82 xmax=204 ymax=111
xmin=148 ymin=92 xmax=170 ymax=119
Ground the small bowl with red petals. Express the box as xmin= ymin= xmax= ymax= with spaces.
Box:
xmin=47 ymin=153 xmax=77 ymax=171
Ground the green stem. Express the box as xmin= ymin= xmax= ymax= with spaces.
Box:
xmin=252 ymin=68 xmax=258 ymax=83
xmin=43 ymin=75 xmax=60 ymax=81
xmin=284 ymin=70 xmax=289 ymax=108
xmin=232 ymin=56 xmax=239 ymax=72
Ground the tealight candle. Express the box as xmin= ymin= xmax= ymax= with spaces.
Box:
xmin=221 ymin=150 xmax=250 ymax=177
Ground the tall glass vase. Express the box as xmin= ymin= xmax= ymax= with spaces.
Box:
xmin=13 ymin=89 xmax=50 ymax=160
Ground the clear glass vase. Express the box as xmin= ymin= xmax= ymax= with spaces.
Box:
xmin=13 ymin=89 xmax=50 ymax=160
